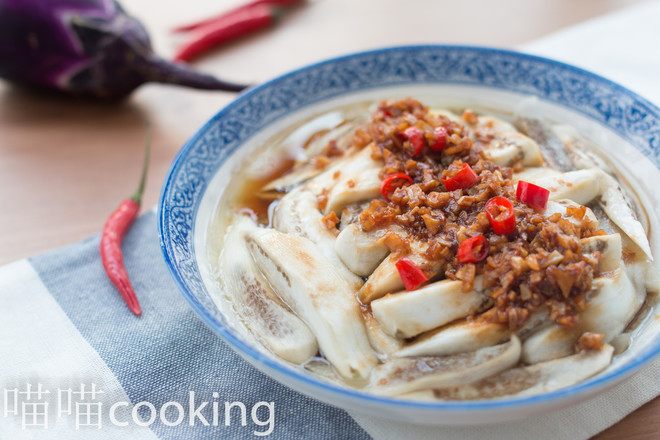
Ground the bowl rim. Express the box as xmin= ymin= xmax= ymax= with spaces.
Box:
xmin=158 ymin=44 xmax=660 ymax=414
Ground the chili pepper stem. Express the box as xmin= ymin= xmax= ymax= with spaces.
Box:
xmin=130 ymin=127 xmax=151 ymax=205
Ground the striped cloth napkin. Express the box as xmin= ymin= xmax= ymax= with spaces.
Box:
xmin=2 ymin=1 xmax=660 ymax=438
xmin=0 ymin=211 xmax=370 ymax=439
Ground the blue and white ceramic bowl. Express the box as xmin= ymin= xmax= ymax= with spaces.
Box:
xmin=158 ymin=46 xmax=660 ymax=425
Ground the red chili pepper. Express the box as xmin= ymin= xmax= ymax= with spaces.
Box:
xmin=395 ymin=257 xmax=429 ymax=291
xmin=173 ymin=4 xmax=280 ymax=62
xmin=172 ymin=0 xmax=303 ymax=33
xmin=485 ymin=196 xmax=516 ymax=235
xmin=516 ymin=180 xmax=550 ymax=210
xmin=429 ymin=126 xmax=447 ymax=152
xmin=457 ymin=235 xmax=489 ymax=264
xmin=100 ymin=133 xmax=151 ymax=316
xmin=380 ymin=172 xmax=413 ymax=202
xmin=442 ymin=162 xmax=479 ymax=191
xmin=402 ymin=126 xmax=426 ymax=156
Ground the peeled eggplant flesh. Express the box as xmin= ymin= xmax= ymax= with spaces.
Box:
xmin=432 ymin=344 xmax=613 ymax=400
xmin=363 ymin=311 xmax=404 ymax=356
xmin=272 ymin=187 xmax=363 ymax=290
xmin=552 ymin=125 xmax=614 ymax=174
xmin=544 ymin=199 xmax=599 ymax=229
xmin=522 ymin=269 xmax=642 ymax=364
xmin=515 ymin=116 xmax=575 ymax=172
xmin=582 ymin=269 xmax=645 ymax=341
xmin=358 ymin=253 xmax=410 ymax=304
xmin=598 ymin=172 xmax=653 ymax=260
xmin=395 ymin=319 xmax=510 ymax=358
xmin=521 ymin=325 xmax=578 ymax=365
xmin=530 ymin=168 xmax=601 ymax=205
xmin=324 ymin=167 xmax=382 ymax=215
xmin=369 ymin=336 xmax=521 ymax=396
xmin=396 ymin=308 xmax=548 ymax=358
xmin=470 ymin=116 xmax=544 ymax=167
xmin=304 ymin=145 xmax=383 ymax=197
xmin=258 ymin=117 xmax=369 ymax=197
xmin=246 ymin=227 xmax=377 ymax=380
xmin=484 ymin=131 xmax=544 ymax=167
xmin=371 ymin=279 xmax=490 ymax=338
xmin=512 ymin=166 xmax=561 ymax=183
xmin=258 ymin=167 xmax=324 ymax=200
xmin=334 ymin=223 xmax=390 ymax=277
xmin=550 ymin=126 xmax=652 ymax=260
xmin=219 ymin=216 xmax=318 ymax=364
xmin=581 ymin=233 xmax=622 ymax=274
xmin=359 ymin=238 xmax=441 ymax=303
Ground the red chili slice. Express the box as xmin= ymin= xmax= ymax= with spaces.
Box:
xmin=402 ymin=126 xmax=426 ymax=156
xmin=380 ymin=172 xmax=413 ymax=202
xmin=485 ymin=196 xmax=516 ymax=235
xmin=516 ymin=180 xmax=550 ymax=210
xmin=429 ymin=126 xmax=447 ymax=152
xmin=442 ymin=163 xmax=479 ymax=191
xmin=457 ymin=235 xmax=489 ymax=264
xmin=395 ymin=257 xmax=429 ymax=291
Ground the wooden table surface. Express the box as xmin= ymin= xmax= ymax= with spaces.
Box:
xmin=0 ymin=0 xmax=656 ymax=438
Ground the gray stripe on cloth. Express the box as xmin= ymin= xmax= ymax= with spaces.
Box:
xmin=30 ymin=211 xmax=371 ymax=440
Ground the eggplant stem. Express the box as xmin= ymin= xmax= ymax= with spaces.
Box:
xmin=148 ymin=57 xmax=249 ymax=92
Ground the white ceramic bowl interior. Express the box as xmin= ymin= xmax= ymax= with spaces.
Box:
xmin=159 ymin=46 xmax=660 ymax=425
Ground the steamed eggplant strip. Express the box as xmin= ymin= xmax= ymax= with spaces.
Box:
xmin=544 ymin=200 xmax=599 ymax=229
xmin=483 ymin=131 xmax=545 ymax=167
xmin=301 ymin=116 xmax=368 ymax=160
xmin=431 ymin=344 xmax=613 ymax=400
xmin=359 ymin=238 xmax=441 ymax=304
xmin=324 ymin=166 xmax=382 ymax=215
xmin=552 ymin=126 xmax=653 ymax=260
xmin=371 ymin=278 xmax=490 ymax=339
xmin=429 ymin=108 xmax=462 ymax=123
xmin=334 ymin=223 xmax=390 ymax=277
xmin=536 ymin=168 xmax=653 ymax=260
xmin=369 ymin=336 xmax=521 ymax=396
xmin=395 ymin=308 xmax=549 ymax=358
xmin=220 ymin=217 xmax=318 ymax=364
xmin=305 ymin=144 xmax=383 ymax=197
xmin=246 ymin=227 xmax=377 ymax=380
xmin=515 ymin=116 xmax=575 ymax=172
xmin=272 ymin=188 xmax=363 ymax=290
xmin=358 ymin=253 xmax=411 ymax=304
xmin=581 ymin=233 xmax=622 ymax=274
xmin=522 ymin=269 xmax=642 ymax=364
xmin=532 ymin=163 xmax=653 ymax=260
xmin=520 ymin=325 xmax=578 ymax=365
xmin=530 ymin=168 xmax=601 ymax=206
xmin=395 ymin=319 xmax=510 ymax=358
xmin=467 ymin=115 xmax=544 ymax=167
xmin=552 ymin=125 xmax=615 ymax=175
xmin=582 ymin=269 xmax=645 ymax=341
xmin=518 ymin=140 xmax=652 ymax=261
xmin=257 ymin=167 xmax=323 ymax=200
xmin=363 ymin=311 xmax=404 ymax=356
xmin=512 ymin=166 xmax=560 ymax=183
xmin=258 ymin=117 xmax=369 ymax=197
xmin=598 ymin=172 xmax=653 ymax=260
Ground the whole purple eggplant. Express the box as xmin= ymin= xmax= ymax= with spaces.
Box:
xmin=0 ymin=0 xmax=247 ymax=98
